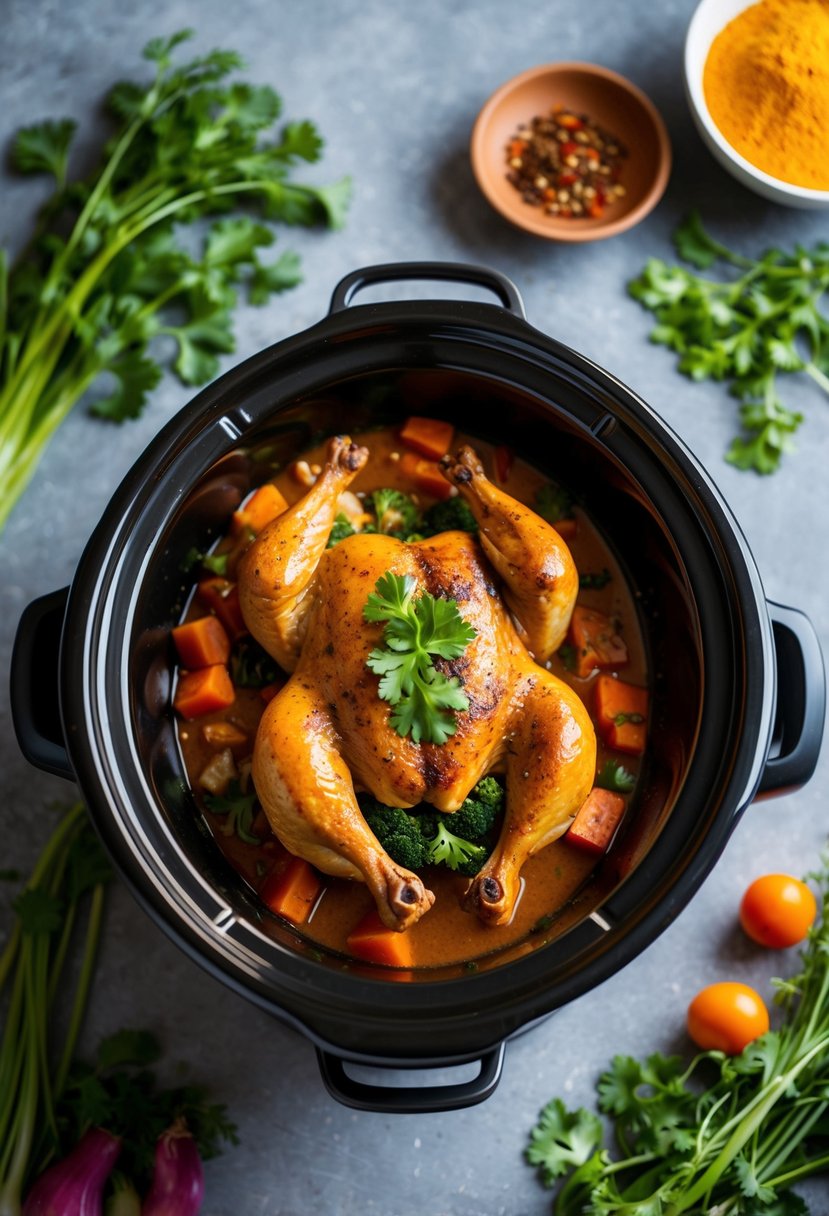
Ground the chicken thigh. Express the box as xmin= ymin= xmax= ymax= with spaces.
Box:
xmin=238 ymin=436 xmax=596 ymax=932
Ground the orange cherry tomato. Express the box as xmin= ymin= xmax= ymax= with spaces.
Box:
xmin=739 ymin=874 xmax=817 ymax=949
xmin=687 ymin=982 xmax=769 ymax=1054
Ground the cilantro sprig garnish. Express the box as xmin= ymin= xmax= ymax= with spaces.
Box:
xmin=628 ymin=211 xmax=829 ymax=474
xmin=0 ymin=29 xmax=350 ymax=533
xmin=526 ymin=852 xmax=829 ymax=1213
xmin=363 ymin=571 xmax=476 ymax=745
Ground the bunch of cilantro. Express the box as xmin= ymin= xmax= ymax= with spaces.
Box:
xmin=628 ymin=213 xmax=829 ymax=474
xmin=0 ymin=29 xmax=350 ymax=532
xmin=526 ymin=855 xmax=829 ymax=1215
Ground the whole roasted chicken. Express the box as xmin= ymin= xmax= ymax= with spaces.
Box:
xmin=238 ymin=437 xmax=596 ymax=933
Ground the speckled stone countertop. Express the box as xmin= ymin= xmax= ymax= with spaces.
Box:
xmin=1 ymin=1 xmax=828 ymax=1212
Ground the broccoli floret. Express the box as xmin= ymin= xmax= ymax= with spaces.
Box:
xmin=371 ymin=488 xmax=422 ymax=536
xmin=327 ymin=513 xmax=356 ymax=547
xmin=360 ymin=799 xmax=429 ymax=871
xmin=450 ymin=776 xmax=505 ymax=839
xmin=426 ymin=820 xmax=488 ymax=876
xmin=421 ymin=497 xmax=478 ymax=537
xmin=359 ymin=777 xmax=504 ymax=876
xmin=535 ymin=482 xmax=574 ymax=524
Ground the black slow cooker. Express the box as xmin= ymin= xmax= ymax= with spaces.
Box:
xmin=11 ymin=263 xmax=825 ymax=1112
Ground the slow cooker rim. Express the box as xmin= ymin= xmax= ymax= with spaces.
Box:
xmin=59 ymin=298 xmax=776 ymax=1052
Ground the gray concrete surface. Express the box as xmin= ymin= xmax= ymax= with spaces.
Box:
xmin=1 ymin=1 xmax=828 ymax=1212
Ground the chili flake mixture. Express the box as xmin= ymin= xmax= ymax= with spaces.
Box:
xmin=505 ymin=107 xmax=628 ymax=218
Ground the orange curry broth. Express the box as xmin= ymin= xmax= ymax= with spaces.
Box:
xmin=175 ymin=427 xmax=647 ymax=971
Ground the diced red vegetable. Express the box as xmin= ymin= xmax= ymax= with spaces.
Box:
xmin=231 ymin=483 xmax=288 ymax=536
xmin=346 ymin=908 xmax=413 ymax=968
xmin=399 ymin=415 xmax=455 ymax=461
xmin=172 ymin=615 xmax=231 ymax=669
xmin=260 ymin=856 xmax=322 ymax=924
xmin=196 ymin=577 xmax=247 ymax=640
xmin=568 ymin=606 xmax=628 ymax=678
xmin=174 ymin=665 xmax=235 ymax=720
xmin=566 ymin=787 xmax=626 ymax=854
xmin=399 ymin=451 xmax=453 ymax=500
xmin=595 ymin=675 xmax=648 ymax=754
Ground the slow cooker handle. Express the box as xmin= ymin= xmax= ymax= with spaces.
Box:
xmin=756 ymin=602 xmax=825 ymax=798
xmin=315 ymin=1042 xmax=505 ymax=1113
xmin=11 ymin=588 xmax=74 ymax=781
xmin=328 ymin=261 xmax=526 ymax=317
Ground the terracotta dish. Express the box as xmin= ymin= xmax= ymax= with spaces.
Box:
xmin=471 ymin=62 xmax=671 ymax=241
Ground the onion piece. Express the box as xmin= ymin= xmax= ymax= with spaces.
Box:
xmin=141 ymin=1121 xmax=204 ymax=1216
xmin=22 ymin=1127 xmax=121 ymax=1216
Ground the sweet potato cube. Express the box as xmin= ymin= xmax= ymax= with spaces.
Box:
xmin=567 ymin=787 xmax=626 ymax=854
xmin=173 ymin=664 xmax=235 ymax=720
xmin=260 ymin=857 xmax=322 ymax=925
xmin=172 ymin=615 xmax=231 ymax=669
xmin=346 ymin=909 xmax=413 ymax=968
xmin=399 ymin=416 xmax=454 ymax=461
xmin=595 ymin=675 xmax=648 ymax=754
xmin=399 ymin=451 xmax=453 ymax=500
xmin=231 ymin=483 xmax=288 ymax=537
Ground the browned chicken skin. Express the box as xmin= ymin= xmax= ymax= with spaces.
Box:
xmin=238 ymin=436 xmax=596 ymax=933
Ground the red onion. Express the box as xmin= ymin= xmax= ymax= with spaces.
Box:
xmin=140 ymin=1122 xmax=203 ymax=1216
xmin=23 ymin=1128 xmax=121 ymax=1216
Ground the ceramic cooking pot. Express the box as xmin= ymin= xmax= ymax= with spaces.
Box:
xmin=11 ymin=263 xmax=825 ymax=1112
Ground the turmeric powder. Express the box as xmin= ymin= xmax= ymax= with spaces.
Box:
xmin=703 ymin=0 xmax=829 ymax=190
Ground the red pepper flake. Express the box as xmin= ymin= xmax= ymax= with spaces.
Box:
xmin=504 ymin=106 xmax=628 ymax=220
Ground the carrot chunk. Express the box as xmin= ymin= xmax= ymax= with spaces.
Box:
xmin=568 ymin=605 xmax=628 ymax=678
xmin=173 ymin=664 xmax=235 ymax=720
xmin=399 ymin=416 xmax=455 ymax=461
xmin=260 ymin=857 xmax=322 ymax=925
xmin=196 ymin=577 xmax=248 ymax=640
xmin=567 ymin=787 xmax=627 ymax=854
xmin=595 ymin=674 xmax=648 ymax=754
xmin=231 ymin=483 xmax=288 ymax=537
xmin=399 ymin=451 xmax=453 ymax=500
xmin=172 ymin=615 xmax=231 ymax=669
xmin=346 ymin=909 xmax=413 ymax=968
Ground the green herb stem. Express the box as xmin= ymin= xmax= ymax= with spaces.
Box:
xmin=53 ymin=883 xmax=106 ymax=1101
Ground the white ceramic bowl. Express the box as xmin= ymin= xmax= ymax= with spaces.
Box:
xmin=684 ymin=0 xmax=829 ymax=209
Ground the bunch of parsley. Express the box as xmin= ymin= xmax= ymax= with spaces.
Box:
xmin=628 ymin=213 xmax=829 ymax=474
xmin=0 ymin=29 xmax=350 ymax=532
xmin=526 ymin=855 xmax=829 ymax=1215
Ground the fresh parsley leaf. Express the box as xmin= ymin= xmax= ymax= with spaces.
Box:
xmin=10 ymin=119 xmax=77 ymax=185
xmin=629 ymin=214 xmax=829 ymax=473
xmin=596 ymin=760 xmax=636 ymax=794
xmin=526 ymin=1098 xmax=603 ymax=1186
xmin=364 ymin=571 xmax=476 ymax=745
xmin=425 ymin=820 xmax=487 ymax=875
xmin=204 ymin=780 xmax=261 ymax=844
xmin=95 ymin=1029 xmax=162 ymax=1073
